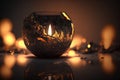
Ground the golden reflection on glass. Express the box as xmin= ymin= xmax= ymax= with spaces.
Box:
xmin=101 ymin=25 xmax=116 ymax=49
xmin=15 ymin=37 xmax=27 ymax=49
xmin=98 ymin=53 xmax=115 ymax=74
xmin=37 ymin=37 xmax=46 ymax=43
xmin=4 ymin=55 xmax=16 ymax=68
xmin=44 ymin=24 xmax=67 ymax=41
xmin=16 ymin=54 xmax=28 ymax=66
xmin=59 ymin=31 xmax=64 ymax=40
xmin=62 ymin=12 xmax=71 ymax=20
xmin=71 ymin=23 xmax=74 ymax=39
xmin=52 ymin=30 xmax=59 ymax=38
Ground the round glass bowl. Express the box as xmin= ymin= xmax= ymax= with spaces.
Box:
xmin=23 ymin=11 xmax=74 ymax=58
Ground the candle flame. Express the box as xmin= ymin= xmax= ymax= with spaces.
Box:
xmin=48 ymin=24 xmax=52 ymax=36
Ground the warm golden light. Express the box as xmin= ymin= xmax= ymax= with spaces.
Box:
xmin=70 ymin=35 xmax=86 ymax=48
xmin=17 ymin=54 xmax=28 ymax=66
xmin=52 ymin=30 xmax=59 ymax=38
xmin=4 ymin=55 xmax=16 ymax=68
xmin=0 ymin=19 xmax=12 ymax=36
xmin=99 ymin=53 xmax=115 ymax=74
xmin=62 ymin=12 xmax=70 ymax=20
xmin=15 ymin=38 xmax=26 ymax=49
xmin=87 ymin=44 xmax=91 ymax=48
xmin=71 ymin=23 xmax=74 ymax=39
xmin=67 ymin=57 xmax=86 ymax=67
xmin=10 ymin=51 xmax=14 ymax=55
xmin=0 ymin=66 xmax=12 ymax=78
xmin=67 ymin=50 xmax=78 ymax=57
xmin=101 ymin=25 xmax=116 ymax=49
xmin=82 ymin=38 xmax=87 ymax=43
xmin=59 ymin=31 xmax=64 ymax=40
xmin=3 ymin=32 xmax=16 ymax=47
xmin=37 ymin=37 xmax=46 ymax=42
xmin=48 ymin=24 xmax=52 ymax=36
xmin=68 ymin=57 xmax=81 ymax=66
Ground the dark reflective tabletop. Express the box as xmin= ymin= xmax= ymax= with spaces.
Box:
xmin=0 ymin=52 xmax=120 ymax=80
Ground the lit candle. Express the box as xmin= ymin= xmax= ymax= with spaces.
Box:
xmin=48 ymin=24 xmax=52 ymax=36
xmin=23 ymin=12 xmax=74 ymax=58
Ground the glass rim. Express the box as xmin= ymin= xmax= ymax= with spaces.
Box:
xmin=33 ymin=11 xmax=66 ymax=15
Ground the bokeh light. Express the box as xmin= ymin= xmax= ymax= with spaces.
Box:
xmin=4 ymin=55 xmax=16 ymax=68
xmin=3 ymin=32 xmax=16 ymax=47
xmin=16 ymin=54 xmax=28 ymax=66
xmin=15 ymin=38 xmax=26 ymax=49
xmin=70 ymin=35 xmax=86 ymax=48
xmin=0 ymin=19 xmax=12 ymax=36
xmin=101 ymin=25 xmax=116 ymax=49
xmin=99 ymin=53 xmax=115 ymax=74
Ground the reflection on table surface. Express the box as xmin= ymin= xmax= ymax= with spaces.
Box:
xmin=0 ymin=52 xmax=120 ymax=80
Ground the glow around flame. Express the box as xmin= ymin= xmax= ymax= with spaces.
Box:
xmin=48 ymin=24 xmax=52 ymax=36
xmin=15 ymin=38 xmax=26 ymax=49
xmin=101 ymin=25 xmax=116 ymax=49
xmin=67 ymin=50 xmax=79 ymax=57
xmin=70 ymin=35 xmax=86 ymax=48
xmin=3 ymin=32 xmax=16 ymax=47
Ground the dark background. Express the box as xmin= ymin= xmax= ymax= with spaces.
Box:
xmin=0 ymin=0 xmax=120 ymax=43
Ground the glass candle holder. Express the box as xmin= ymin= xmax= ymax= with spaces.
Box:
xmin=23 ymin=11 xmax=74 ymax=58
